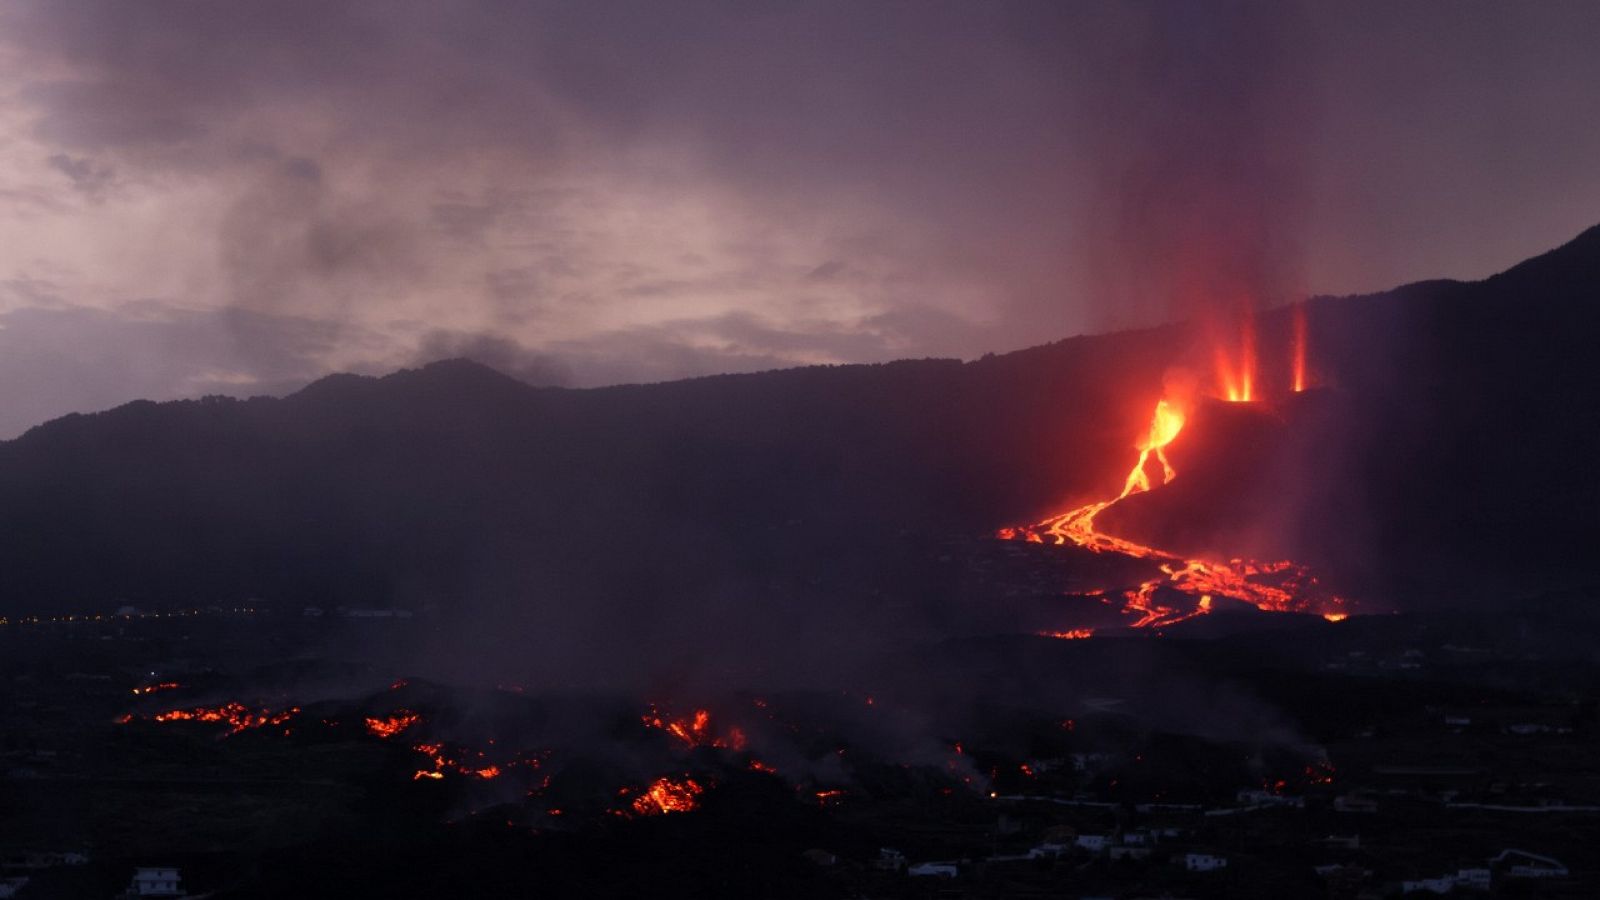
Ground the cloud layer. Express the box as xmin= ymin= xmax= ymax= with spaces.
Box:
xmin=2 ymin=1 xmax=1599 ymax=436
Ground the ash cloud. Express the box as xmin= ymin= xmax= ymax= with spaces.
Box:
xmin=412 ymin=330 xmax=571 ymax=387
xmin=0 ymin=2 xmax=1270 ymax=427
xmin=46 ymin=153 xmax=117 ymax=201
xmin=5 ymin=1 xmax=1600 ymax=432
xmin=1079 ymin=2 xmax=1317 ymax=332
xmin=0 ymin=303 xmax=345 ymax=436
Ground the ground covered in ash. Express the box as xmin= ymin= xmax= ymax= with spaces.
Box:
xmin=5 ymin=592 xmax=1600 ymax=899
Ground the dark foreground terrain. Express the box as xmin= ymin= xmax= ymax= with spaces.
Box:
xmin=2 ymin=228 xmax=1598 ymax=898
xmin=4 ymin=584 xmax=1599 ymax=899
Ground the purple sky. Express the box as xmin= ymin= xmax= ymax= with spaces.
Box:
xmin=1 ymin=1 xmax=1598 ymax=437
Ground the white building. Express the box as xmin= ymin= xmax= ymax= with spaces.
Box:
xmin=907 ymin=862 xmax=958 ymax=878
xmin=1075 ymin=834 xmax=1109 ymax=853
xmin=1401 ymin=868 xmax=1493 ymax=894
xmin=11 ymin=851 xmax=89 ymax=869
xmin=1184 ymin=853 xmax=1228 ymax=872
xmin=1027 ymin=842 xmax=1069 ymax=859
xmin=1236 ymin=788 xmax=1305 ymax=808
xmin=1492 ymin=849 xmax=1568 ymax=878
xmin=343 ymin=607 xmax=413 ymax=618
xmin=1069 ymin=752 xmax=1109 ymax=771
xmin=1334 ymin=793 xmax=1379 ymax=813
xmin=125 ymin=867 xmax=184 ymax=898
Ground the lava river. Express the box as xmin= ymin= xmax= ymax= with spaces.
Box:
xmin=1000 ymin=396 xmax=1348 ymax=632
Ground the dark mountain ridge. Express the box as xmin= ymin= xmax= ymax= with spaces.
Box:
xmin=2 ymin=225 xmax=1597 ymax=665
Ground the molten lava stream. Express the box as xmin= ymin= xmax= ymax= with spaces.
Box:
xmin=1004 ymin=397 xmax=1347 ymax=630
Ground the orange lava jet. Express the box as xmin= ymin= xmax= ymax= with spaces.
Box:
xmin=1213 ymin=312 xmax=1258 ymax=402
xmin=1292 ymin=304 xmax=1309 ymax=393
xmin=1004 ymin=390 xmax=1346 ymax=630
xmin=629 ymin=776 xmax=704 ymax=815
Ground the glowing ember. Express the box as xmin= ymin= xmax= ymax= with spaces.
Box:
xmin=1003 ymin=384 xmax=1347 ymax=629
xmin=411 ymin=741 xmax=453 ymax=780
xmin=404 ymin=739 xmax=535 ymax=781
xmin=629 ymin=776 xmax=704 ymax=815
xmin=1040 ymin=628 xmax=1094 ymax=640
xmin=365 ymin=710 xmax=423 ymax=739
xmin=147 ymin=702 xmax=299 ymax=735
xmin=813 ymin=788 xmax=847 ymax=807
xmin=131 ymin=682 xmax=181 ymax=696
xmin=641 ymin=705 xmax=745 ymax=750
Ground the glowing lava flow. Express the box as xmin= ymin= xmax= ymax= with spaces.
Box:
xmin=365 ymin=710 xmax=422 ymax=739
xmin=641 ymin=705 xmax=747 ymax=751
xmin=629 ymin=776 xmax=704 ymax=815
xmin=146 ymin=702 xmax=300 ymax=735
xmin=1001 ymin=396 xmax=1347 ymax=630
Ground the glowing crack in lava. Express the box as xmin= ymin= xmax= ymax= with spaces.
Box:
xmin=629 ymin=776 xmax=704 ymax=815
xmin=131 ymin=681 xmax=182 ymax=696
xmin=1000 ymin=386 xmax=1347 ymax=631
xmin=365 ymin=709 xmax=423 ymax=739
xmin=146 ymin=702 xmax=300 ymax=735
xmin=641 ymin=705 xmax=747 ymax=751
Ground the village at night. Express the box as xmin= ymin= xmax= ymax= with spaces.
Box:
xmin=1 ymin=3 xmax=1598 ymax=898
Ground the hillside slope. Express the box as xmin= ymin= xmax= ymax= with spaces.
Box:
xmin=1 ymin=225 xmax=1596 ymax=631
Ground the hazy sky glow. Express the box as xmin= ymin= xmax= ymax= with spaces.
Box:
xmin=1 ymin=1 xmax=1598 ymax=437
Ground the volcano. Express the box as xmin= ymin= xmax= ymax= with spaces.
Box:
xmin=1097 ymin=390 xmax=1353 ymax=568
xmin=0 ymin=224 xmax=1597 ymax=651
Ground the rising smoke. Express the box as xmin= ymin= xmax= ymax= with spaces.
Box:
xmin=1080 ymin=2 xmax=1318 ymax=336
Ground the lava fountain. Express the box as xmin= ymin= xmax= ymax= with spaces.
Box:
xmin=1001 ymin=314 xmax=1346 ymax=631
xmin=1212 ymin=307 xmax=1258 ymax=402
xmin=1291 ymin=303 xmax=1309 ymax=393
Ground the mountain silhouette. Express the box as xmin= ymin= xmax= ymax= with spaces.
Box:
xmin=0 ymin=225 xmax=1596 ymax=645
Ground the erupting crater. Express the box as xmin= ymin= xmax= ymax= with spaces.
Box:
xmin=1001 ymin=321 xmax=1347 ymax=632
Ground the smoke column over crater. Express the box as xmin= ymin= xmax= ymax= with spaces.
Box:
xmin=1080 ymin=3 xmax=1317 ymax=335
